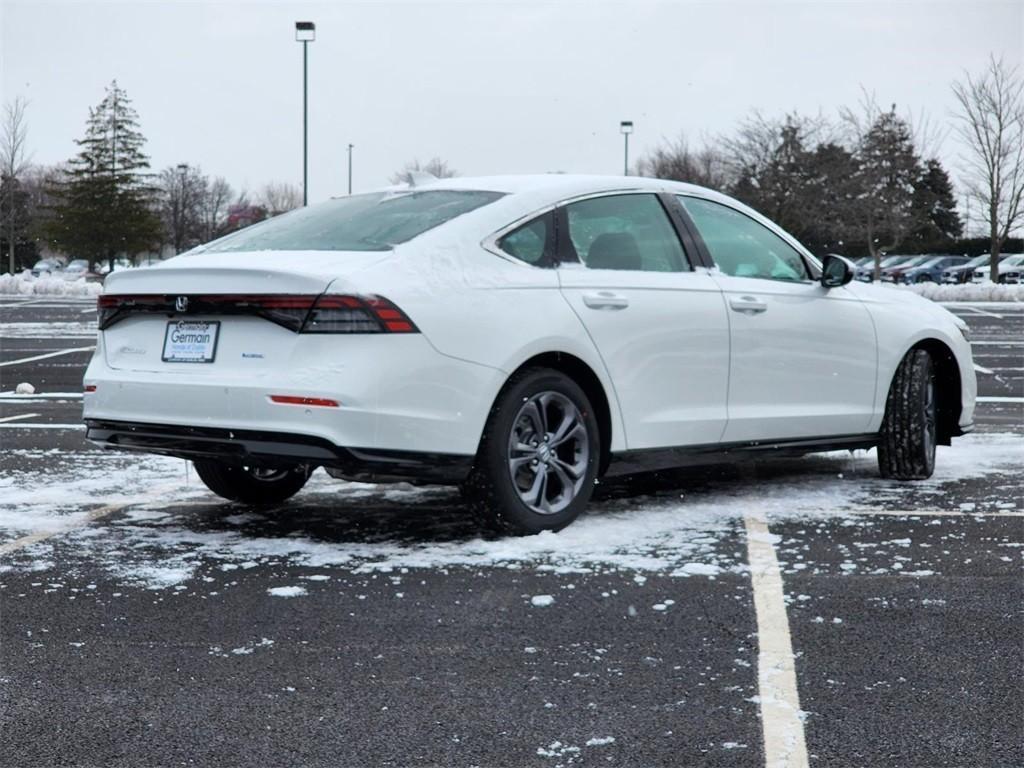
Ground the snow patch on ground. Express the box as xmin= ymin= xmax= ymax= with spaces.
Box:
xmin=1 ymin=433 xmax=1021 ymax=590
xmin=267 ymin=586 xmax=308 ymax=598
xmin=0 ymin=271 xmax=103 ymax=296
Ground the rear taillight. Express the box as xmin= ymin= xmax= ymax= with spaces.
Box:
xmin=96 ymin=293 xmax=417 ymax=334
xmin=301 ymin=295 xmax=418 ymax=334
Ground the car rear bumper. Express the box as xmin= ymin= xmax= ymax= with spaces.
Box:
xmin=85 ymin=419 xmax=473 ymax=484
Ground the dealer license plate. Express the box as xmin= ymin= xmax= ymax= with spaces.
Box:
xmin=162 ymin=320 xmax=220 ymax=363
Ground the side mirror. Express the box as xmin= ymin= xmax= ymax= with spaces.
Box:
xmin=820 ymin=254 xmax=855 ymax=288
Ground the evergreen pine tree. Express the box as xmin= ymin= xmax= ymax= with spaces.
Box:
xmin=44 ymin=81 xmax=160 ymax=269
xmin=908 ymin=158 xmax=963 ymax=248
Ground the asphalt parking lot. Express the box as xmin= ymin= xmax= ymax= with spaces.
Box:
xmin=1 ymin=295 xmax=1021 ymax=768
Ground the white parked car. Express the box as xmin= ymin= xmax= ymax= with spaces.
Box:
xmin=971 ymin=254 xmax=1024 ymax=284
xmin=84 ymin=176 xmax=977 ymax=534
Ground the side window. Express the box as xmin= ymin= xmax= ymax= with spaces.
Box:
xmin=679 ymin=196 xmax=810 ymax=282
xmin=565 ymin=194 xmax=689 ymax=272
xmin=497 ymin=211 xmax=554 ymax=266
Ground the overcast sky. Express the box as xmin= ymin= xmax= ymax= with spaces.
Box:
xmin=2 ymin=0 xmax=1021 ymax=222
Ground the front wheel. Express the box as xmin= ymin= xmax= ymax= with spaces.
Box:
xmin=193 ymin=460 xmax=312 ymax=503
xmin=878 ymin=349 xmax=937 ymax=480
xmin=465 ymin=368 xmax=600 ymax=535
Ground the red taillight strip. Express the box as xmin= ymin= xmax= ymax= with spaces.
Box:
xmin=84 ymin=385 xmax=97 ymax=393
xmin=269 ymin=395 xmax=340 ymax=407
xmin=97 ymin=293 xmax=419 ymax=334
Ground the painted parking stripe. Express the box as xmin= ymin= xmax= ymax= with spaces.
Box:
xmin=0 ymin=412 xmax=40 ymax=423
xmin=977 ymin=396 xmax=1024 ymax=403
xmin=0 ymin=346 xmax=95 ymax=367
xmin=0 ymin=423 xmax=85 ymax=430
xmin=0 ymin=483 xmax=185 ymax=556
xmin=845 ymin=509 xmax=1023 ymax=517
xmin=974 ymin=364 xmax=994 ymax=374
xmin=744 ymin=512 xmax=810 ymax=768
xmin=959 ymin=305 xmax=1004 ymax=319
xmin=0 ymin=392 xmax=84 ymax=399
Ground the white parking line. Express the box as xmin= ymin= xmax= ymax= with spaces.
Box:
xmin=959 ymin=306 xmax=1004 ymax=319
xmin=974 ymin=364 xmax=994 ymax=374
xmin=0 ymin=423 xmax=85 ymax=430
xmin=977 ymin=396 xmax=1024 ymax=403
xmin=0 ymin=484 xmax=184 ymax=556
xmin=0 ymin=346 xmax=96 ymax=367
xmin=846 ymin=508 xmax=1023 ymax=517
xmin=744 ymin=512 xmax=810 ymax=768
xmin=0 ymin=412 xmax=40 ymax=423
xmin=0 ymin=391 xmax=84 ymax=399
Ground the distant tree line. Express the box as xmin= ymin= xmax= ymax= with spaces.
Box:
xmin=3 ymin=58 xmax=1021 ymax=279
xmin=636 ymin=56 xmax=1024 ymax=280
xmin=0 ymin=81 xmax=305 ymax=273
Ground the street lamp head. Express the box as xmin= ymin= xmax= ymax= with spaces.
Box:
xmin=620 ymin=120 xmax=634 ymax=135
xmin=295 ymin=21 xmax=316 ymax=42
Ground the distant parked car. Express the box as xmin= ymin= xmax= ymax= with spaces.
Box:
xmin=880 ymin=255 xmax=934 ymax=283
xmin=855 ymin=255 xmax=907 ymax=282
xmin=895 ymin=255 xmax=970 ymax=284
xmin=942 ymin=254 xmax=995 ymax=284
xmin=30 ymin=259 xmax=62 ymax=277
xmin=971 ymin=254 xmax=1024 ymax=283
xmin=63 ymin=259 xmax=105 ymax=283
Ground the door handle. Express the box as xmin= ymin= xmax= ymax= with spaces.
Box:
xmin=582 ymin=291 xmax=629 ymax=310
xmin=728 ymin=295 xmax=768 ymax=314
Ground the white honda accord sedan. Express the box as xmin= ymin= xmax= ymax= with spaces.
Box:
xmin=84 ymin=175 xmax=976 ymax=534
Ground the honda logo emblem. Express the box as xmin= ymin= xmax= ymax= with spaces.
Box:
xmin=175 ymin=296 xmax=189 ymax=313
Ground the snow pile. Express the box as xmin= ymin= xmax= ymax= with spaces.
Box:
xmin=901 ymin=282 xmax=1024 ymax=302
xmin=0 ymin=271 xmax=103 ymax=296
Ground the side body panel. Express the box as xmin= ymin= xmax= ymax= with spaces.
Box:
xmin=557 ymin=263 xmax=729 ymax=449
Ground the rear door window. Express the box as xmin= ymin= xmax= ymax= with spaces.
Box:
xmin=563 ymin=194 xmax=689 ymax=272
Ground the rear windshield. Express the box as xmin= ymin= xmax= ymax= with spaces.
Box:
xmin=200 ymin=189 xmax=504 ymax=253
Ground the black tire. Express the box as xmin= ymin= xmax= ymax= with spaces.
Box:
xmin=878 ymin=349 xmax=937 ymax=480
xmin=464 ymin=367 xmax=600 ymax=535
xmin=193 ymin=460 xmax=311 ymax=504
xmin=915 ymin=274 xmax=931 ymax=283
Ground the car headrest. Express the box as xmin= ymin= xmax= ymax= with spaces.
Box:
xmin=587 ymin=232 xmax=642 ymax=271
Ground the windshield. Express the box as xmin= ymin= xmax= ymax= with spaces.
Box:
xmin=1005 ymin=255 xmax=1024 ymax=267
xmin=893 ymin=256 xmax=929 ymax=268
xmin=201 ymin=189 xmax=504 ymax=253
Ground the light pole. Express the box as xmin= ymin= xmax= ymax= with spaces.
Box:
xmin=620 ymin=121 xmax=633 ymax=176
xmin=347 ymin=143 xmax=354 ymax=195
xmin=295 ymin=21 xmax=315 ymax=206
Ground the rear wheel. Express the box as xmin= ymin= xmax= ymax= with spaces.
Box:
xmin=193 ymin=460 xmax=311 ymax=503
xmin=915 ymin=274 xmax=932 ymax=283
xmin=465 ymin=368 xmax=600 ymax=535
xmin=878 ymin=349 xmax=937 ymax=480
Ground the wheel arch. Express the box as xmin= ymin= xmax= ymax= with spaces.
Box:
xmin=907 ymin=337 xmax=962 ymax=445
xmin=497 ymin=352 xmax=615 ymax=476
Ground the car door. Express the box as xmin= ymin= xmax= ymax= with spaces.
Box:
xmin=555 ymin=192 xmax=730 ymax=449
xmin=676 ymin=195 xmax=878 ymax=443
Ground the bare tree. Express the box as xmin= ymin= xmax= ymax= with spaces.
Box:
xmin=1 ymin=97 xmax=32 ymax=273
xmin=389 ymin=157 xmax=458 ymax=185
xmin=259 ymin=181 xmax=302 ymax=216
xmin=952 ymin=55 xmax=1024 ymax=280
xmin=158 ymin=163 xmax=206 ymax=254
xmin=199 ymin=176 xmax=233 ymax=242
xmin=635 ymin=134 xmax=730 ymax=190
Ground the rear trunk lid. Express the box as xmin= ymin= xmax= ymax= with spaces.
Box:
xmin=100 ymin=250 xmax=393 ymax=374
